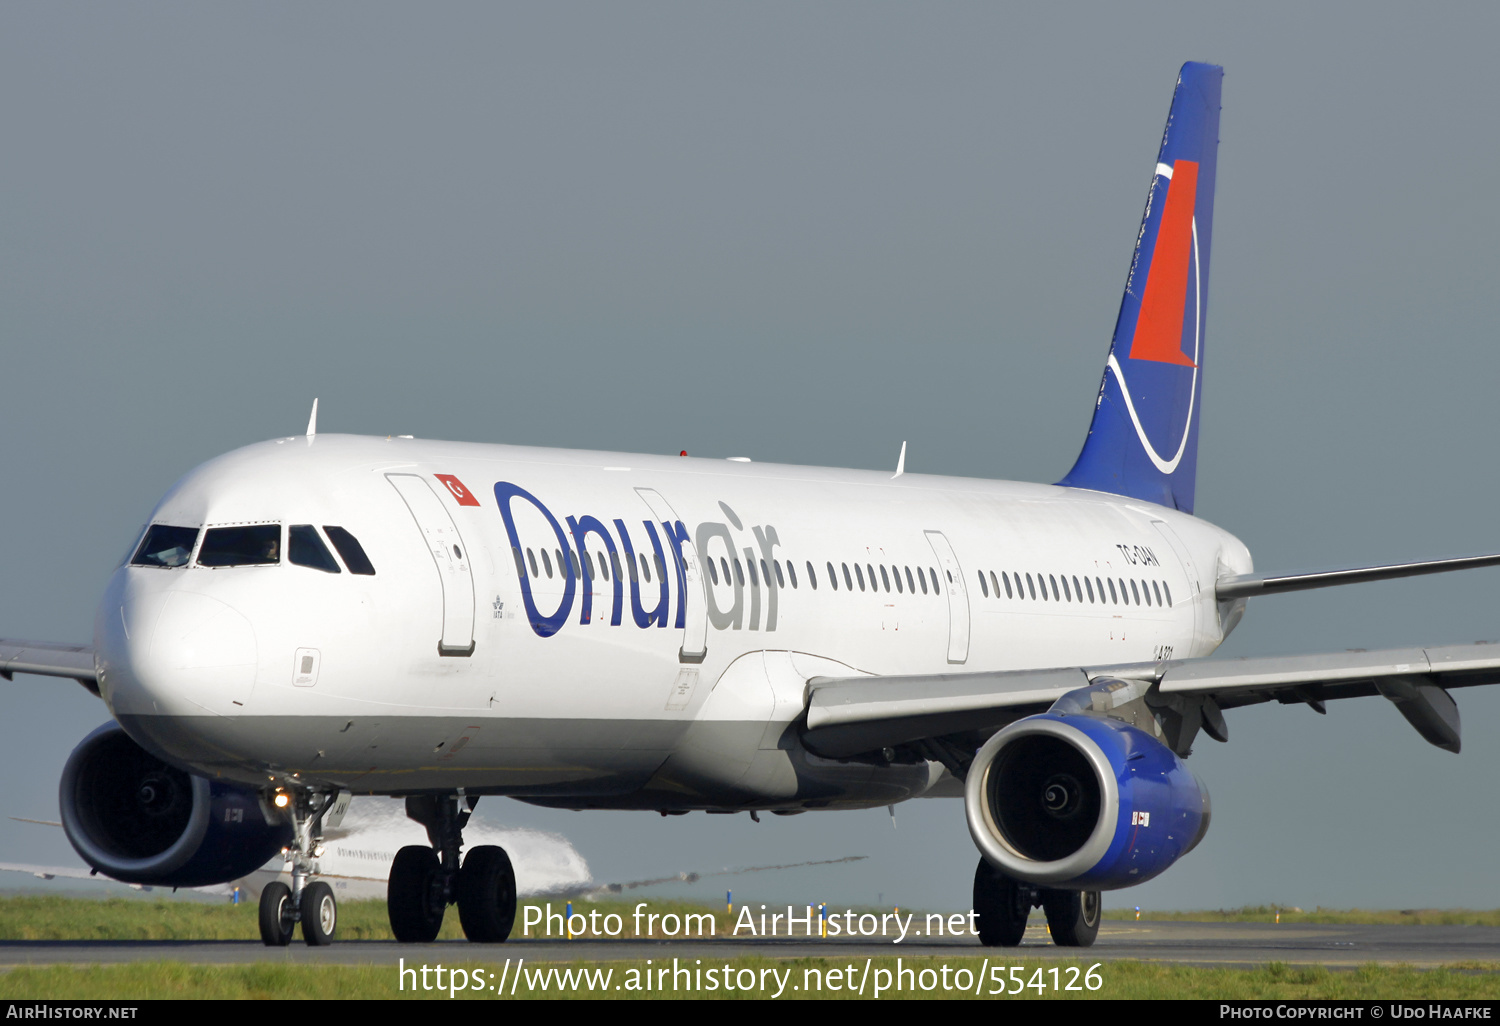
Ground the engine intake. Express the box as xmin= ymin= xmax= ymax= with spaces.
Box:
xmin=60 ymin=722 xmax=291 ymax=887
xmin=965 ymin=714 xmax=1210 ymax=890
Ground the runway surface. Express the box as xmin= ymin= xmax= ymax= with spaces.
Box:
xmin=1 ymin=921 xmax=1497 ymax=969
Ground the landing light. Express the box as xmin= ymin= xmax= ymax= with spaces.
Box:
xmin=273 ymin=792 xmax=290 ymax=809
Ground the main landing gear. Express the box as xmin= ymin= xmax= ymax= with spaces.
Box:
xmin=259 ymin=790 xmax=341 ymax=947
xmin=972 ymin=858 xmax=1101 ymax=948
xmin=388 ymin=794 xmax=517 ymax=943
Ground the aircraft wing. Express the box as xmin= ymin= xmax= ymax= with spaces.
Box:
xmin=0 ymin=639 xmax=99 ymax=696
xmin=801 ymin=641 xmax=1500 ymax=760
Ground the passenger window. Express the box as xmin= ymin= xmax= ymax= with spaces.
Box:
xmin=654 ymin=554 xmax=667 ymax=581
xmin=828 ymin=561 xmax=839 ymax=591
xmin=917 ymin=567 xmax=927 ymax=594
xmin=623 ymin=551 xmax=636 ymax=583
xmin=291 ymin=525 xmax=343 ymax=573
xmin=510 ymin=546 xmax=526 ymax=579
xmin=1141 ymin=579 xmax=1152 ymax=606
xmin=748 ymin=560 xmax=759 ymax=587
xmin=131 ymin=525 xmax=199 ymax=568
xmin=640 ymin=554 xmax=651 ymax=583
xmin=734 ymin=559 xmax=745 ymax=586
xmin=708 ymin=559 xmax=720 ymax=585
xmin=570 ymin=551 xmax=583 ymax=579
xmin=199 ymin=525 xmax=281 ymax=567
xmin=774 ymin=560 xmax=785 ymax=588
xmin=855 ymin=564 xmax=865 ymax=591
xmin=1060 ymin=575 xmax=1070 ymax=602
xmin=613 ymin=551 xmax=626 ymax=582
xmin=1152 ymin=580 xmax=1163 ymax=606
xmin=784 ymin=561 xmax=795 ymax=588
xmin=597 ymin=552 xmax=609 ymax=581
xmin=1025 ymin=573 xmax=1036 ymax=600
xmin=905 ymin=567 xmax=915 ymax=593
xmin=554 ymin=549 xmax=565 ymax=577
xmin=1038 ymin=574 xmax=1049 ymax=601
xmin=929 ymin=568 xmax=940 ymax=593
xmin=843 ymin=563 xmax=853 ymax=590
xmin=880 ymin=565 xmax=890 ymax=592
xmin=804 ymin=562 xmax=815 ymax=589
xmin=1163 ymin=582 xmax=1172 ymax=607
xmin=977 ymin=570 xmax=989 ymax=597
xmin=1073 ymin=576 xmax=1082 ymax=602
xmin=541 ymin=549 xmax=554 ymax=578
xmin=527 ymin=549 xmax=539 ymax=578
xmin=1129 ymin=579 xmax=1139 ymax=604
xmin=1085 ymin=576 xmax=1095 ymax=603
xmin=1107 ymin=578 xmax=1117 ymax=603
xmin=998 ymin=572 xmax=1010 ymax=599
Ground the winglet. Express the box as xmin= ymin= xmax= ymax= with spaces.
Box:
xmin=306 ymin=398 xmax=319 ymax=439
xmin=892 ymin=441 xmax=906 ymax=480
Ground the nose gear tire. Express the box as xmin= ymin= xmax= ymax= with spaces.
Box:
xmin=258 ymin=881 xmax=294 ymax=947
xmin=301 ymin=880 xmax=338 ymax=946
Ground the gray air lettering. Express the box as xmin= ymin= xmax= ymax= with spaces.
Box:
xmin=614 ymin=518 xmax=669 ymax=629
xmin=753 ymin=524 xmax=782 ymax=632
xmin=567 ymin=515 xmax=623 ymax=626
xmin=1115 ymin=543 xmax=1161 ymax=567
xmin=696 ymin=521 xmax=743 ymax=630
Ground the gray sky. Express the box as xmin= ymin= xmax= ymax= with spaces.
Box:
xmin=2 ymin=2 xmax=1498 ymax=912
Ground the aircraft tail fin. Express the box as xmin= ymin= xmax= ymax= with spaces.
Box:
xmin=1057 ymin=62 xmax=1223 ymax=513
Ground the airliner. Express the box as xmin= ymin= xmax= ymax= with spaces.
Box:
xmin=5 ymin=62 xmax=1499 ymax=949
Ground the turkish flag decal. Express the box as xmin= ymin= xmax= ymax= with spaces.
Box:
xmin=434 ymin=474 xmax=481 ymax=507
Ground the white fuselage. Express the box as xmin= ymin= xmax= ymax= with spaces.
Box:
xmin=94 ymin=434 xmax=1252 ymax=811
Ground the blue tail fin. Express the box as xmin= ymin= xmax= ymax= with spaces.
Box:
xmin=1058 ymin=62 xmax=1223 ymax=514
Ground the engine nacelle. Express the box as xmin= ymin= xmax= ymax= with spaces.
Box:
xmin=59 ymin=722 xmax=291 ymax=888
xmin=965 ymin=713 xmax=1210 ymax=890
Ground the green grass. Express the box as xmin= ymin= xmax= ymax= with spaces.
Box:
xmin=1103 ymin=905 xmax=1500 ymax=927
xmin=0 ymin=958 xmax=1498 ymax=1000
xmin=0 ymin=895 xmax=736 ymax=942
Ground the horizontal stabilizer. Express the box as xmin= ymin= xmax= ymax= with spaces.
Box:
xmin=1216 ymin=553 xmax=1500 ymax=601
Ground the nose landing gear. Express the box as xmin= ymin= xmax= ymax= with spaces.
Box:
xmin=257 ymin=789 xmax=343 ymax=947
xmin=388 ymin=793 xmax=517 ymax=943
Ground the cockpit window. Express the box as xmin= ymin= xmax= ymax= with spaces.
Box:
xmin=289 ymin=525 xmax=341 ymax=573
xmin=131 ymin=525 xmax=200 ymax=568
xmin=197 ymin=525 xmax=281 ymax=567
xmin=323 ymin=526 xmax=376 ymax=575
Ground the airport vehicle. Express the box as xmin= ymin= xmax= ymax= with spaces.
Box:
xmin=6 ymin=62 xmax=1499 ymax=949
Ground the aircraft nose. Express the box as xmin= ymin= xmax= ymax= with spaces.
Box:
xmin=96 ymin=570 xmax=259 ymax=718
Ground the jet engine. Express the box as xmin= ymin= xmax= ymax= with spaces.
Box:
xmin=965 ymin=713 xmax=1211 ymax=890
xmin=59 ymin=722 xmax=291 ymax=887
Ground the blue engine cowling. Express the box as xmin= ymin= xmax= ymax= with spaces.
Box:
xmin=59 ymin=722 xmax=292 ymax=888
xmin=964 ymin=713 xmax=1210 ymax=890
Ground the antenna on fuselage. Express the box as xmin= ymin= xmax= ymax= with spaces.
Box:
xmin=306 ymin=398 xmax=319 ymax=440
xmin=892 ymin=440 xmax=906 ymax=479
